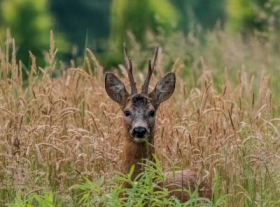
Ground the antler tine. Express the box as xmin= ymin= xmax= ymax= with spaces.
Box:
xmin=123 ymin=43 xmax=137 ymax=94
xmin=141 ymin=46 xmax=159 ymax=94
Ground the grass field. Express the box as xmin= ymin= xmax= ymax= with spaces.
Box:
xmin=0 ymin=30 xmax=280 ymax=206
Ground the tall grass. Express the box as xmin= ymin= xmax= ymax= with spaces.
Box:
xmin=0 ymin=29 xmax=280 ymax=206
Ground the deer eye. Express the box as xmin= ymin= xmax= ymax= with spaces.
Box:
xmin=124 ymin=110 xmax=131 ymax=117
xmin=149 ymin=110 xmax=155 ymax=117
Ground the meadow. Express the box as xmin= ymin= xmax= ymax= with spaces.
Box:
xmin=0 ymin=30 xmax=280 ymax=206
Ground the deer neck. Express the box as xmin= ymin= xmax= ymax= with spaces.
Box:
xmin=121 ymin=134 xmax=155 ymax=184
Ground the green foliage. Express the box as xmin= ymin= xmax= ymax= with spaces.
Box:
xmin=104 ymin=0 xmax=228 ymax=68
xmin=172 ymin=0 xmax=226 ymax=34
xmin=110 ymin=0 xmax=178 ymax=44
xmin=0 ymin=0 xmax=68 ymax=79
xmin=75 ymin=176 xmax=111 ymax=206
xmin=106 ymin=0 xmax=179 ymax=67
xmin=6 ymin=156 xmax=214 ymax=206
xmin=0 ymin=0 xmax=51 ymax=66
xmin=49 ymin=0 xmax=111 ymax=55
xmin=8 ymin=192 xmax=64 ymax=207
xmin=227 ymin=0 xmax=280 ymax=33
xmin=74 ymin=156 xmax=213 ymax=206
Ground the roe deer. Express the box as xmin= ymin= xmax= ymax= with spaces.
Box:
xmin=105 ymin=45 xmax=212 ymax=202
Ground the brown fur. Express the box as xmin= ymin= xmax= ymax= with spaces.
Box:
xmin=161 ymin=171 xmax=212 ymax=201
xmin=120 ymin=138 xmax=155 ymax=187
xmin=105 ymin=46 xmax=212 ymax=202
xmin=119 ymin=132 xmax=212 ymax=200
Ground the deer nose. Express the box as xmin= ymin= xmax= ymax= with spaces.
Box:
xmin=133 ymin=127 xmax=147 ymax=138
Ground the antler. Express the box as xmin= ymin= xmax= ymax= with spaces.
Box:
xmin=141 ymin=46 xmax=159 ymax=94
xmin=123 ymin=43 xmax=137 ymax=94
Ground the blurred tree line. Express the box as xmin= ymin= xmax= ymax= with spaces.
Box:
xmin=227 ymin=0 xmax=280 ymax=34
xmin=0 ymin=0 xmax=280 ymax=77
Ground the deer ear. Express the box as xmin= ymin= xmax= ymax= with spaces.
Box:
xmin=105 ymin=73 xmax=129 ymax=105
xmin=149 ymin=72 xmax=176 ymax=108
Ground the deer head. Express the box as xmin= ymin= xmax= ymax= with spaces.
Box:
xmin=105 ymin=45 xmax=175 ymax=144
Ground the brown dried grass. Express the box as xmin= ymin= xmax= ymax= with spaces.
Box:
xmin=0 ymin=31 xmax=280 ymax=206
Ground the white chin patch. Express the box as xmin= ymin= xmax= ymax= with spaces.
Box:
xmin=133 ymin=137 xmax=147 ymax=143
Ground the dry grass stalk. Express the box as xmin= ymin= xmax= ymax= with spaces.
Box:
xmin=0 ymin=33 xmax=280 ymax=206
